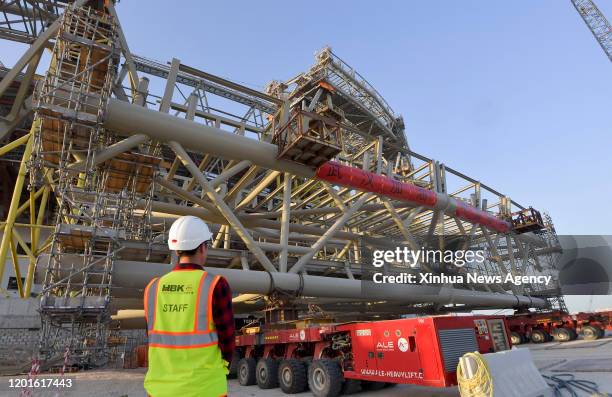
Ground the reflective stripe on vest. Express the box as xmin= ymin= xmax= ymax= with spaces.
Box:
xmin=148 ymin=332 xmax=218 ymax=348
xmin=145 ymin=277 xmax=159 ymax=332
xmin=145 ymin=270 xmax=220 ymax=348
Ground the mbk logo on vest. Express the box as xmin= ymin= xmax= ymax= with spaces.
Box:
xmin=162 ymin=284 xmax=184 ymax=292
xmin=161 ymin=284 xmax=194 ymax=294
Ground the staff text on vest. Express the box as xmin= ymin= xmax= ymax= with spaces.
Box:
xmin=162 ymin=303 xmax=189 ymax=312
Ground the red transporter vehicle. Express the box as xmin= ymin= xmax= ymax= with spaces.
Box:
xmin=233 ymin=315 xmax=512 ymax=397
xmin=506 ymin=310 xmax=571 ymax=344
xmin=570 ymin=311 xmax=612 ymax=340
xmin=506 ymin=310 xmax=612 ymax=344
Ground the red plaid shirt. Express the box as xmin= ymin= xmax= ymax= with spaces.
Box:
xmin=170 ymin=263 xmax=235 ymax=363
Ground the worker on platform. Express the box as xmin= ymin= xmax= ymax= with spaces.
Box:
xmin=143 ymin=216 xmax=235 ymax=397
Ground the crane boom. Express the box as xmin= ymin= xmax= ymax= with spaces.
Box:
xmin=571 ymin=0 xmax=612 ymax=62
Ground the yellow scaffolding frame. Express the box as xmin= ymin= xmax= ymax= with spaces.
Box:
xmin=0 ymin=122 xmax=53 ymax=298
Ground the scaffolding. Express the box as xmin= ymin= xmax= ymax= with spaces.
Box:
xmin=29 ymin=6 xmax=158 ymax=367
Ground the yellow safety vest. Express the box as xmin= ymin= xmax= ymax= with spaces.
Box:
xmin=143 ymin=269 xmax=228 ymax=397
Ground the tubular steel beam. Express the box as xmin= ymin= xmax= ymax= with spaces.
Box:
xmin=0 ymin=134 xmax=33 ymax=284
xmin=103 ymin=98 xmax=319 ymax=177
xmin=0 ymin=0 xmax=87 ymax=98
xmin=107 ymin=2 xmax=139 ymax=97
xmin=211 ymin=160 xmax=252 ymax=189
xmin=289 ymin=193 xmax=373 ymax=274
xmin=93 ymin=134 xmax=149 ymax=164
xmin=25 ymin=185 xmax=50 ymax=296
xmin=279 ymin=173 xmax=292 ymax=272
xmin=146 ymin=200 xmax=402 ymax=249
xmin=70 ymin=134 xmax=149 ymax=170
xmin=178 ymin=63 xmax=283 ymax=106
xmin=0 ymin=133 xmax=31 ymax=157
xmin=168 ymin=140 xmax=277 ymax=273
xmin=154 ymin=177 xmax=219 ymax=213
xmin=7 ymin=49 xmax=41 ymax=121
xmin=103 ymin=99 xmax=512 ymax=234
xmin=235 ymin=170 xmax=280 ymax=210
xmin=39 ymin=256 xmax=545 ymax=309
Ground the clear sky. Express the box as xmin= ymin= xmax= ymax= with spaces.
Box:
xmin=2 ymin=1 xmax=611 ymax=311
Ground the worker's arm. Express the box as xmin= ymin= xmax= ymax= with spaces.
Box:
xmin=212 ymin=277 xmax=235 ymax=363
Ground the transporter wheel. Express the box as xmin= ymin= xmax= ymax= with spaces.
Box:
xmin=238 ymin=357 xmax=256 ymax=386
xmin=510 ymin=332 xmax=522 ymax=345
xmin=341 ymin=379 xmax=362 ymax=395
xmin=278 ymin=359 xmax=307 ymax=394
xmin=582 ymin=325 xmax=601 ymax=340
xmin=227 ymin=351 xmax=240 ymax=379
xmin=302 ymin=356 xmax=313 ymax=373
xmin=569 ymin=328 xmax=578 ymax=340
xmin=361 ymin=381 xmax=387 ymax=391
xmin=308 ymin=359 xmax=343 ymax=397
xmin=530 ymin=329 xmax=547 ymax=344
xmin=256 ymin=358 xmax=279 ymax=389
xmin=554 ymin=328 xmax=572 ymax=342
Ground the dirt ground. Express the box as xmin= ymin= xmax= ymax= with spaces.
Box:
xmin=1 ymin=336 xmax=611 ymax=397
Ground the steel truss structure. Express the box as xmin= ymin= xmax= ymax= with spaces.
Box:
xmin=0 ymin=1 xmax=563 ymax=365
xmin=572 ymin=0 xmax=612 ymax=62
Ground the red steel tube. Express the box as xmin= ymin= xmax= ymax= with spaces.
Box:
xmin=316 ymin=161 xmax=511 ymax=233
xmin=102 ymin=100 xmax=511 ymax=234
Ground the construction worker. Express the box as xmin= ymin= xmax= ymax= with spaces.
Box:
xmin=144 ymin=216 xmax=235 ymax=397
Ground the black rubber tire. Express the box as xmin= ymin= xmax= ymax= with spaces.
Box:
xmin=308 ymin=359 xmax=344 ymax=397
xmin=361 ymin=381 xmax=387 ymax=391
xmin=554 ymin=328 xmax=572 ymax=342
xmin=510 ymin=332 xmax=522 ymax=345
xmin=302 ymin=356 xmax=313 ymax=374
xmin=227 ymin=351 xmax=240 ymax=379
xmin=278 ymin=359 xmax=308 ymax=394
xmin=238 ymin=357 xmax=256 ymax=386
xmin=569 ymin=328 xmax=578 ymax=340
xmin=256 ymin=358 xmax=279 ymax=389
xmin=341 ymin=379 xmax=362 ymax=395
xmin=531 ymin=329 xmax=547 ymax=344
xmin=582 ymin=325 xmax=601 ymax=340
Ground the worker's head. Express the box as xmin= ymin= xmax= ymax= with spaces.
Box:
xmin=168 ymin=216 xmax=213 ymax=265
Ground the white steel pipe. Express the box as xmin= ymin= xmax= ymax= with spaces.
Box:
xmin=35 ymin=255 xmax=545 ymax=308
xmin=131 ymin=261 xmax=544 ymax=308
xmin=104 ymin=99 xmax=512 ymax=234
xmin=104 ymin=98 xmax=311 ymax=176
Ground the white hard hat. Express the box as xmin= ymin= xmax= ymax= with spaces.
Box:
xmin=168 ymin=216 xmax=213 ymax=251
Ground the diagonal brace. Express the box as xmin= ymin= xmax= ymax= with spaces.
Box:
xmin=169 ymin=141 xmax=277 ymax=273
xmin=289 ymin=193 xmax=372 ymax=274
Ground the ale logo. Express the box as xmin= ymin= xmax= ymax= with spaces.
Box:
xmin=397 ymin=337 xmax=409 ymax=353
xmin=376 ymin=341 xmax=394 ymax=350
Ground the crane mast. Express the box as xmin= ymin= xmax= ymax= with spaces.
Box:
xmin=571 ymin=0 xmax=612 ymax=61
